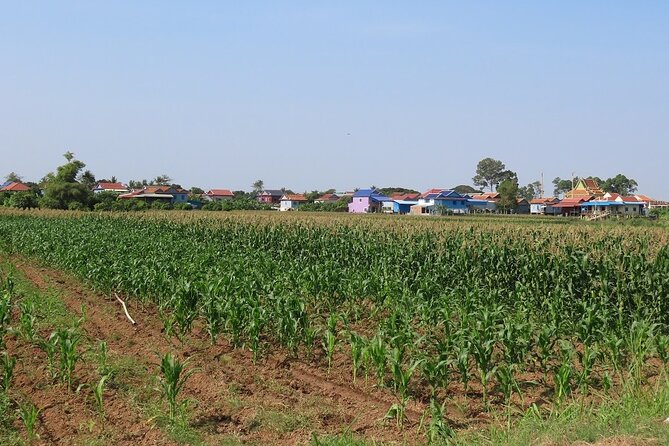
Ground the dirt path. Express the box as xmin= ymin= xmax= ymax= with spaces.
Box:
xmin=13 ymin=258 xmax=425 ymax=445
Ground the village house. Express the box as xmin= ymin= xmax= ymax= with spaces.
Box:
xmin=392 ymin=200 xmax=417 ymax=214
xmin=581 ymin=193 xmax=645 ymax=217
xmin=530 ymin=197 xmax=559 ymax=215
xmin=257 ymin=190 xmax=283 ymax=205
xmin=314 ymin=193 xmax=339 ymax=203
xmin=470 ymin=192 xmax=499 ymax=212
xmin=92 ymin=182 xmax=129 ymax=194
xmin=408 ymin=189 xmax=469 ymax=215
xmin=204 ymin=189 xmax=234 ymax=201
xmin=348 ymin=189 xmax=392 ymax=213
xmin=516 ymin=198 xmax=531 ymax=214
xmin=118 ymin=185 xmax=189 ymax=204
xmin=0 ymin=181 xmax=31 ymax=193
xmin=279 ymin=193 xmax=308 ymax=211
xmin=551 ymin=197 xmax=590 ymax=216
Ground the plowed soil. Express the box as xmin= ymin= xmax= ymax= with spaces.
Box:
xmin=8 ymin=257 xmax=429 ymax=445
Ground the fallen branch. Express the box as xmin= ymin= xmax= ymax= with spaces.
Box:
xmin=114 ymin=292 xmax=136 ymax=325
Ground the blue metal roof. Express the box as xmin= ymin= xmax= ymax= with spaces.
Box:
xmin=369 ymin=194 xmax=392 ymax=203
xmin=581 ymin=201 xmax=641 ymax=207
xmin=353 ymin=189 xmax=375 ymax=197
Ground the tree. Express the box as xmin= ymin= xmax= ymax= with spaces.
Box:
xmin=518 ymin=181 xmax=542 ymax=201
xmin=452 ymin=185 xmax=481 ymax=195
xmin=6 ymin=192 xmax=39 ymax=210
xmin=78 ymin=170 xmax=96 ymax=190
xmin=128 ymin=179 xmax=148 ymax=190
xmin=472 ymin=158 xmax=507 ymax=191
xmin=497 ymin=179 xmax=519 ymax=211
xmin=378 ymin=187 xmax=419 ymax=197
xmin=552 ymin=177 xmax=577 ymax=198
xmin=152 ymin=175 xmax=172 ymax=186
xmin=252 ymin=180 xmax=264 ymax=194
xmin=4 ymin=172 xmax=23 ymax=183
xmin=190 ymin=187 xmax=205 ymax=195
xmin=41 ymin=152 xmax=92 ymax=209
xmin=601 ymin=174 xmax=638 ymax=196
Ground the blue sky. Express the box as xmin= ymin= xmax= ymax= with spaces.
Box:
xmin=2 ymin=1 xmax=668 ymax=197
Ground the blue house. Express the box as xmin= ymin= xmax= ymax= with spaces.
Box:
xmin=415 ymin=189 xmax=469 ymax=214
xmin=392 ymin=200 xmax=417 ymax=214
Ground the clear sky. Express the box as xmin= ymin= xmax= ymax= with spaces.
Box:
xmin=2 ymin=1 xmax=668 ymax=197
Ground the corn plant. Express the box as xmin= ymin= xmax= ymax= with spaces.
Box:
xmin=53 ymin=328 xmax=83 ymax=390
xmin=367 ymin=334 xmax=387 ymax=387
xmin=423 ymin=398 xmax=455 ymax=445
xmin=18 ymin=299 xmax=38 ymax=342
xmin=322 ymin=313 xmax=340 ymax=372
xmin=626 ymin=319 xmax=656 ymax=386
xmin=386 ymin=347 xmax=422 ymax=427
xmin=159 ymin=352 xmax=196 ymax=423
xmin=0 ymin=289 xmax=12 ymax=348
xmin=0 ymin=352 xmax=16 ymax=391
xmin=92 ymin=374 xmax=109 ymax=418
xmin=553 ymin=342 xmax=574 ymax=405
xmin=38 ymin=335 xmax=58 ymax=381
xmin=348 ymin=332 xmax=365 ymax=382
xmin=16 ymin=400 xmax=40 ymax=442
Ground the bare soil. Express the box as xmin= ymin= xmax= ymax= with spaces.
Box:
xmin=9 ymin=257 xmax=428 ymax=445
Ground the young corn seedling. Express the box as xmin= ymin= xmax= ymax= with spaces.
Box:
xmin=322 ymin=313 xmax=338 ymax=372
xmin=553 ymin=341 xmax=574 ymax=407
xmin=349 ymin=332 xmax=365 ymax=382
xmin=495 ymin=364 xmax=521 ymax=428
xmin=92 ymin=374 xmax=109 ymax=419
xmin=0 ymin=290 xmax=12 ymax=348
xmin=626 ymin=319 xmax=656 ymax=388
xmin=367 ymin=334 xmax=387 ymax=387
xmin=17 ymin=400 xmax=40 ymax=442
xmin=421 ymin=356 xmax=451 ymax=399
xmin=386 ymin=352 xmax=423 ymax=428
xmin=423 ymin=398 xmax=455 ymax=445
xmin=0 ymin=352 xmax=16 ymax=391
xmin=38 ymin=334 xmax=58 ymax=381
xmin=19 ymin=298 xmax=38 ymax=342
xmin=54 ymin=328 xmax=83 ymax=390
xmin=159 ymin=352 xmax=196 ymax=423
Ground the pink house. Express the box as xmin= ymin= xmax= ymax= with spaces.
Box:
xmin=348 ymin=189 xmax=392 ymax=213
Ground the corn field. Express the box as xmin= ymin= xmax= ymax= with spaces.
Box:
xmin=1 ymin=210 xmax=669 ymax=432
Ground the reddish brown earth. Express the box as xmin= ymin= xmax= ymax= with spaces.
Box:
xmin=9 ymin=258 xmax=429 ymax=445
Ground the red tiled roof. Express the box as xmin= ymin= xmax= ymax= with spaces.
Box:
xmin=553 ymin=197 xmax=589 ymax=207
xmin=472 ymin=192 xmax=500 ymax=200
xmin=1 ymin=182 xmax=31 ymax=192
xmin=281 ymin=194 xmax=307 ymax=202
xmin=420 ymin=188 xmax=448 ymax=198
xmin=96 ymin=182 xmax=126 ymax=190
xmin=583 ymin=178 xmax=601 ymax=189
xmin=316 ymin=193 xmax=339 ymax=201
xmin=392 ymin=193 xmax=420 ymax=200
xmin=529 ymin=197 xmax=557 ymax=204
xmin=622 ymin=196 xmax=641 ymax=202
xmin=207 ymin=189 xmax=233 ymax=197
xmin=634 ymin=194 xmax=654 ymax=202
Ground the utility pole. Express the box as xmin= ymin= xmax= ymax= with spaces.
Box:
xmin=541 ymin=172 xmax=545 ymax=198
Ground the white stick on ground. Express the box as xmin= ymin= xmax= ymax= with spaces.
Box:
xmin=114 ymin=292 xmax=136 ymax=325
